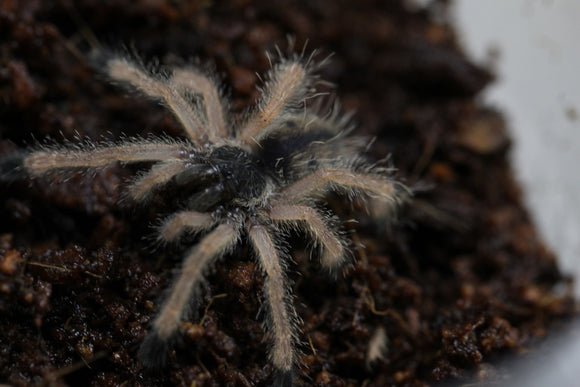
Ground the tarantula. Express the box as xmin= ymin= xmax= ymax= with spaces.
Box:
xmin=6 ymin=49 xmax=408 ymax=385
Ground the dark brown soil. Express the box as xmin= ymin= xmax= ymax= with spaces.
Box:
xmin=0 ymin=0 xmax=576 ymax=386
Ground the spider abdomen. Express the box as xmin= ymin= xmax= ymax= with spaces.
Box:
xmin=258 ymin=129 xmax=337 ymax=179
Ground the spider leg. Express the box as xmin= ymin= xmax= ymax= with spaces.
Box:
xmin=139 ymin=222 xmax=239 ymax=367
xmin=269 ymin=204 xmax=346 ymax=271
xmin=248 ymin=223 xmax=296 ymax=380
xmin=237 ymin=60 xmax=310 ymax=145
xmin=106 ymin=58 xmax=209 ymax=145
xmin=128 ymin=160 xmax=189 ymax=202
xmin=24 ymin=141 xmax=190 ymax=176
xmin=171 ymin=68 xmax=227 ymax=142
xmin=278 ymin=168 xmax=409 ymax=206
xmin=157 ymin=210 xmax=214 ymax=242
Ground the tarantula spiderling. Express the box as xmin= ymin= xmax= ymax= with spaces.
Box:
xmin=8 ymin=48 xmax=409 ymax=385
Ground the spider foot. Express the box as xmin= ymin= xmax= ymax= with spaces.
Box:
xmin=272 ymin=369 xmax=295 ymax=387
xmin=0 ymin=152 xmax=25 ymax=182
xmin=138 ymin=331 xmax=171 ymax=370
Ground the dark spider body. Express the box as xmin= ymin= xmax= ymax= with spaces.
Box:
xmin=174 ymin=145 xmax=269 ymax=211
xmin=178 ymin=127 xmax=337 ymax=212
xmin=2 ymin=51 xmax=408 ymax=385
xmin=206 ymin=145 xmax=268 ymax=203
xmin=259 ymin=127 xmax=337 ymax=179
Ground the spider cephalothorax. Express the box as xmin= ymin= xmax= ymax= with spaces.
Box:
xmin=167 ymin=144 xmax=271 ymax=210
xmin=8 ymin=49 xmax=409 ymax=385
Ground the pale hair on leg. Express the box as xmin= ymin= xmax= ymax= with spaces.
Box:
xmin=171 ymin=68 xmax=228 ymax=142
xmin=157 ymin=210 xmax=215 ymax=243
xmin=128 ymin=160 xmax=189 ymax=202
xmin=269 ymin=204 xmax=346 ymax=270
xmin=278 ymin=168 xmax=408 ymax=206
xmin=248 ymin=224 xmax=296 ymax=376
xmin=139 ymin=222 xmax=239 ymax=368
xmin=24 ymin=141 xmax=190 ymax=176
xmin=107 ymin=58 xmax=209 ymax=145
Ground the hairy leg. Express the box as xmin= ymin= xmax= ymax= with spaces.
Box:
xmin=140 ymin=223 xmax=239 ymax=366
xmin=237 ymin=60 xmax=309 ymax=145
xmin=128 ymin=160 xmax=189 ymax=202
xmin=24 ymin=141 xmax=190 ymax=176
xmin=171 ymin=68 xmax=227 ymax=142
xmin=158 ymin=210 xmax=214 ymax=242
xmin=106 ymin=58 xmax=208 ymax=145
xmin=278 ymin=168 xmax=408 ymax=205
xmin=248 ymin=223 xmax=296 ymax=378
xmin=269 ymin=204 xmax=346 ymax=270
